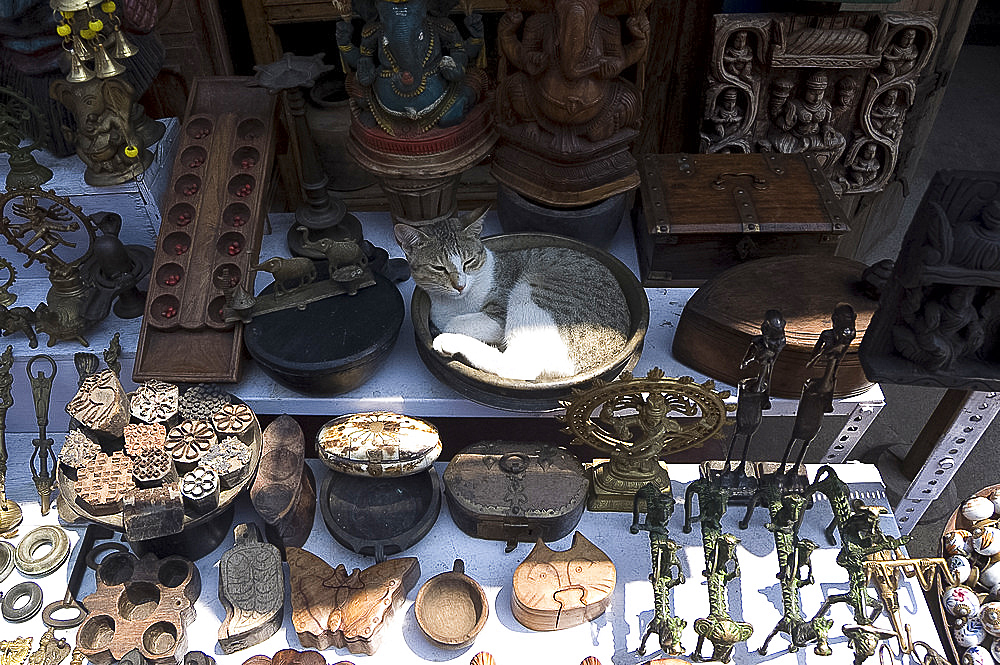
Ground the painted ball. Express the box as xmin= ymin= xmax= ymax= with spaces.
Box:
xmin=950 ymin=554 xmax=977 ymax=585
xmin=944 ymin=585 xmax=982 ymax=617
xmin=964 ymin=645 xmax=995 ymax=665
xmin=982 ymin=602 xmax=1000 ymax=636
xmin=974 ymin=527 xmax=1000 ymax=556
xmin=964 ymin=496 xmax=997 ymax=523
xmin=946 ymin=530 xmax=975 ymax=557
xmin=955 ymin=615 xmax=988 ymax=647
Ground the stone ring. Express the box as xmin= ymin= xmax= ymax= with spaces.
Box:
xmin=14 ymin=525 xmax=71 ymax=576
xmin=0 ymin=541 xmax=14 ymax=582
xmin=2 ymin=581 xmax=43 ymax=622
xmin=86 ymin=542 xmax=129 ymax=570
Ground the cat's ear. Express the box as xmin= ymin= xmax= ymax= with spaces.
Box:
xmin=394 ymin=223 xmax=428 ymax=254
xmin=460 ymin=205 xmax=490 ymax=238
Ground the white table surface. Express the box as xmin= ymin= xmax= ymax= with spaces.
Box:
xmin=0 ymin=456 xmax=943 ymax=665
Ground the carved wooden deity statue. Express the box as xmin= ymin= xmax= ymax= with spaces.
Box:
xmin=492 ymin=0 xmax=651 ymax=206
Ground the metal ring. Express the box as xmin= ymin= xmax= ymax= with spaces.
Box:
xmin=25 ymin=354 xmax=57 ymax=379
xmin=86 ymin=542 xmax=129 ymax=570
xmin=2 ymin=581 xmax=43 ymax=622
xmin=15 ymin=525 xmax=70 ymax=577
xmin=42 ymin=598 xmax=87 ymax=629
xmin=0 ymin=541 xmax=13 ymax=582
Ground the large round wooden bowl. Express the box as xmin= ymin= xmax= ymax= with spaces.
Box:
xmin=411 ymin=233 xmax=649 ymax=412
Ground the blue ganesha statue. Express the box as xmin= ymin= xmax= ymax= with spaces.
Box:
xmin=336 ymin=0 xmax=487 ymax=135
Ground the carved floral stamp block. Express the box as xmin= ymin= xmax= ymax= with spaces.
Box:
xmin=181 ymin=466 xmax=220 ymax=514
xmin=122 ymin=485 xmax=185 ymax=541
xmin=178 ymin=384 xmax=230 ymax=421
xmin=212 ymin=404 xmax=255 ymax=438
xmin=201 ymin=436 xmax=252 ymax=490
xmin=124 ymin=423 xmax=167 ymax=457
xmin=165 ymin=420 xmax=216 ymax=469
xmin=76 ymin=451 xmax=135 ymax=515
xmin=129 ymin=380 xmax=179 ymax=425
xmin=58 ymin=429 xmax=101 ymax=475
xmin=66 ymin=370 xmax=130 ymax=438
xmin=131 ymin=447 xmax=178 ymax=488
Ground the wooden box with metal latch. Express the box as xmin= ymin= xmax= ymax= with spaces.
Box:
xmin=633 ymin=152 xmax=849 ymax=286
xmin=443 ymin=441 xmax=588 ymax=552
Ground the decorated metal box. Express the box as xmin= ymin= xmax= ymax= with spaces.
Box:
xmin=443 ymin=441 xmax=588 ymax=549
xmin=316 ymin=411 xmax=441 ymax=477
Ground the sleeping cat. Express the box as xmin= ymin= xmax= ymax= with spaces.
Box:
xmin=394 ymin=207 xmax=631 ymax=381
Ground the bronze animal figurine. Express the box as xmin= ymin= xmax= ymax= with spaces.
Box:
xmin=0 ymin=304 xmax=37 ymax=348
xmin=253 ymin=257 xmax=318 ymax=297
xmin=298 ymin=230 xmax=369 ymax=294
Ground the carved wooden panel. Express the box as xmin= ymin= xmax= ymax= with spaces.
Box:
xmin=700 ymin=12 xmax=937 ymax=195
xmin=860 ymin=170 xmax=1000 ymax=389
xmin=287 ymin=548 xmax=419 ymax=655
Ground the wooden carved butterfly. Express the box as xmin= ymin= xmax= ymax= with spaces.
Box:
xmin=287 ymin=548 xmax=420 ymax=656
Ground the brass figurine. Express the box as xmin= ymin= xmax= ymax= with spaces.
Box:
xmin=630 ymin=483 xmax=686 ymax=656
xmin=0 ymin=257 xmax=17 ymax=307
xmin=0 ymin=106 xmax=52 ymax=190
xmin=26 ymin=630 xmax=69 ymax=665
xmin=0 ymin=638 xmax=31 ymax=665
xmin=27 ymin=354 xmax=56 ymax=514
xmin=714 ymin=309 xmax=786 ymax=498
xmin=49 ymin=76 xmax=163 ymax=186
xmin=0 ymin=344 xmax=20 ymax=534
xmin=691 ymin=533 xmax=753 ymax=663
xmin=560 ymin=368 xmax=733 ymax=511
xmin=862 ymin=554 xmax=953 ymax=653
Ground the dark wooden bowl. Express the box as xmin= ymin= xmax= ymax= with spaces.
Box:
xmin=411 ymin=233 xmax=649 ymax=412
xmin=245 ymin=273 xmax=404 ymax=394
xmin=415 ymin=559 xmax=489 ymax=650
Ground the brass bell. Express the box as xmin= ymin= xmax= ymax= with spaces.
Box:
xmin=73 ymin=35 xmax=95 ymax=61
xmin=108 ymin=28 xmax=138 ymax=59
xmin=92 ymin=42 xmax=126 ymax=78
xmin=66 ymin=52 xmax=95 ymax=83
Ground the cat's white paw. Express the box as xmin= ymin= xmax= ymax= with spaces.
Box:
xmin=432 ymin=332 xmax=475 ymax=358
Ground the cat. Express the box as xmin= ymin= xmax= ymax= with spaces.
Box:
xmin=394 ymin=207 xmax=631 ymax=381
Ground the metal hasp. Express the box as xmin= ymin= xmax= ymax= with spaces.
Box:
xmin=27 ymin=355 xmax=56 ymax=514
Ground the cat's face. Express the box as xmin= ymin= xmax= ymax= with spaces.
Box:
xmin=394 ymin=208 xmax=489 ymax=299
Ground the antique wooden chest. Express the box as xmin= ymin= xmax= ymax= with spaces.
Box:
xmin=634 ymin=152 xmax=849 ymax=286
xmin=443 ymin=441 xmax=588 ymax=551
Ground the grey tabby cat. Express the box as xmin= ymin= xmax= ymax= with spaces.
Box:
xmin=394 ymin=207 xmax=630 ymax=381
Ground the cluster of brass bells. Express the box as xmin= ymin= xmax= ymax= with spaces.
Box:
xmin=53 ymin=0 xmax=137 ymax=83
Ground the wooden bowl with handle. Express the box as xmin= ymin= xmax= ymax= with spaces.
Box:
xmin=415 ymin=559 xmax=489 ymax=650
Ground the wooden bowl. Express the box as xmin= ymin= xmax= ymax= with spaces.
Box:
xmin=411 ymin=233 xmax=649 ymax=412
xmin=415 ymin=559 xmax=489 ymax=649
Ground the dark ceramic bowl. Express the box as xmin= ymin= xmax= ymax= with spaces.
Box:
xmin=245 ymin=273 xmax=404 ymax=394
xmin=411 ymin=233 xmax=649 ymax=411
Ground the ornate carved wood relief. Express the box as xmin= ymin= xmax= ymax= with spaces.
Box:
xmin=700 ymin=12 xmax=937 ymax=195
xmin=860 ymin=171 xmax=1000 ymax=389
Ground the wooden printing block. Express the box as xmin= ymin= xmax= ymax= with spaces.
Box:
xmin=76 ymin=552 xmax=200 ymax=665
xmin=217 ymin=523 xmax=284 ymax=653
xmin=211 ymin=404 xmax=255 ymax=439
xmin=66 ymin=370 xmax=130 ymax=438
xmin=124 ymin=423 xmax=168 ymax=457
xmin=131 ymin=447 xmax=178 ymax=488
xmin=287 ymin=547 xmax=419 ymax=655
xmin=200 ymin=436 xmax=252 ymax=489
xmin=58 ymin=429 xmax=101 ymax=480
xmin=165 ymin=420 xmax=217 ymax=470
xmin=75 ymin=451 xmax=135 ymax=516
xmin=511 ymin=533 xmax=616 ymax=631
xmin=251 ymin=416 xmax=315 ymax=549
xmin=122 ymin=485 xmax=185 ymax=541
xmin=177 ymin=385 xmax=230 ymax=421
xmin=130 ymin=381 xmax=179 ymax=425
xmin=180 ymin=467 xmax=220 ymax=514
xmin=240 ymin=650 xmax=326 ymax=665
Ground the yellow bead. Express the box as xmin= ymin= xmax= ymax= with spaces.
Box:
xmin=101 ymin=1 xmax=116 ymax=12
xmin=80 ymin=28 xmax=95 ymax=39
xmin=88 ymin=19 xmax=103 ymax=32
xmin=56 ymin=23 xmax=73 ymax=36
xmin=124 ymin=145 xmax=138 ymax=158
